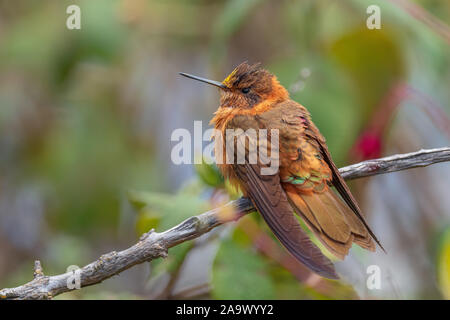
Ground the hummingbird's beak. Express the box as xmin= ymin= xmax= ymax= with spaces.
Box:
xmin=179 ymin=72 xmax=228 ymax=90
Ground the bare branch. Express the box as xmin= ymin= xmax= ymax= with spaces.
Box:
xmin=339 ymin=147 xmax=450 ymax=180
xmin=1 ymin=147 xmax=449 ymax=300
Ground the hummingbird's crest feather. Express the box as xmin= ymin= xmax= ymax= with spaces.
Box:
xmin=222 ymin=62 xmax=269 ymax=89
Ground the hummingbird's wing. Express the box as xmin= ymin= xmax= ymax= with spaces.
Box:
xmin=226 ymin=115 xmax=338 ymax=279
xmin=257 ymin=100 xmax=383 ymax=259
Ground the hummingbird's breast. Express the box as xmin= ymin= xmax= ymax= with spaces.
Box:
xmin=210 ymin=108 xmax=245 ymax=192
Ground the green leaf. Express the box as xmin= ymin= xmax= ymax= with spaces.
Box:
xmin=127 ymin=190 xmax=209 ymax=231
xmin=135 ymin=209 xmax=161 ymax=236
xmin=212 ymin=238 xmax=275 ymax=299
xmin=437 ymin=226 xmax=450 ymax=299
xmin=269 ymin=265 xmax=311 ymax=300
xmin=195 ymin=160 xmax=223 ymax=187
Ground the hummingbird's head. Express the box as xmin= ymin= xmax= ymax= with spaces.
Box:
xmin=179 ymin=62 xmax=289 ymax=111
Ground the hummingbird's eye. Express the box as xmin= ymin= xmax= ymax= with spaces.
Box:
xmin=241 ymin=87 xmax=250 ymax=94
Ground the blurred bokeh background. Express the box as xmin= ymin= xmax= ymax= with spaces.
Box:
xmin=0 ymin=0 xmax=449 ymax=300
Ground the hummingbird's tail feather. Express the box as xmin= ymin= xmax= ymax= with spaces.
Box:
xmin=284 ymin=184 xmax=375 ymax=260
xmin=311 ymin=130 xmax=385 ymax=253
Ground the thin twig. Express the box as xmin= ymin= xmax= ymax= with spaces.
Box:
xmin=0 ymin=147 xmax=449 ymax=300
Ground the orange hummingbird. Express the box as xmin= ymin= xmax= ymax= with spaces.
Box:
xmin=180 ymin=62 xmax=383 ymax=279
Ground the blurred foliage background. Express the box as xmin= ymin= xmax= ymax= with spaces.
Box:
xmin=0 ymin=0 xmax=449 ymax=300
